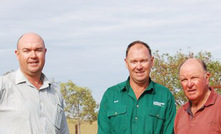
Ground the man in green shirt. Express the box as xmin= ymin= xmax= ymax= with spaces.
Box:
xmin=98 ymin=41 xmax=176 ymax=134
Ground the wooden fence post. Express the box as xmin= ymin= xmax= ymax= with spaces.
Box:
xmin=75 ymin=124 xmax=78 ymax=134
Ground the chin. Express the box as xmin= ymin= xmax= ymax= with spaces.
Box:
xmin=187 ymin=96 xmax=198 ymax=101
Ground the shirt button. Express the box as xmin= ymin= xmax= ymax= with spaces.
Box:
xmin=135 ymin=117 xmax=138 ymax=120
xmin=115 ymin=112 xmax=117 ymax=115
xmin=136 ymin=105 xmax=139 ymax=108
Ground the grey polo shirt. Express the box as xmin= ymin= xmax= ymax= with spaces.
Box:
xmin=0 ymin=69 xmax=69 ymax=134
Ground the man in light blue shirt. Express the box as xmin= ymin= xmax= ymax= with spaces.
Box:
xmin=0 ymin=33 xmax=69 ymax=134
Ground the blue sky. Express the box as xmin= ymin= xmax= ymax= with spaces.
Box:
xmin=0 ymin=0 xmax=221 ymax=103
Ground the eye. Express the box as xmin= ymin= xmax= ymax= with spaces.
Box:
xmin=35 ymin=48 xmax=43 ymax=52
xmin=130 ymin=60 xmax=137 ymax=64
xmin=141 ymin=59 xmax=148 ymax=63
xmin=22 ymin=48 xmax=30 ymax=53
xmin=181 ymin=78 xmax=187 ymax=82
xmin=191 ymin=77 xmax=199 ymax=81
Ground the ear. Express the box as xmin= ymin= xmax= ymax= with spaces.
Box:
xmin=151 ymin=56 xmax=154 ymax=68
xmin=124 ymin=58 xmax=129 ymax=69
xmin=15 ymin=49 xmax=19 ymax=60
xmin=205 ymin=72 xmax=210 ymax=84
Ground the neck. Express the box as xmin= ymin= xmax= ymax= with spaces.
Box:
xmin=130 ymin=79 xmax=150 ymax=99
xmin=25 ymin=73 xmax=43 ymax=89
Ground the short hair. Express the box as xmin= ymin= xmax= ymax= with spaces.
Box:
xmin=179 ymin=59 xmax=207 ymax=74
xmin=126 ymin=40 xmax=152 ymax=57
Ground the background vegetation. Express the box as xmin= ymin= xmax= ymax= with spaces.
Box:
xmin=151 ymin=50 xmax=221 ymax=107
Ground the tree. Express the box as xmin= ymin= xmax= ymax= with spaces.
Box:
xmin=151 ymin=50 xmax=221 ymax=107
xmin=60 ymin=80 xmax=98 ymax=134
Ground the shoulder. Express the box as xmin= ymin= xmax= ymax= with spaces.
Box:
xmin=215 ymin=93 xmax=221 ymax=107
xmin=152 ymin=81 xmax=174 ymax=97
xmin=0 ymin=71 xmax=16 ymax=89
xmin=176 ymin=105 xmax=186 ymax=114
xmin=174 ymin=105 xmax=186 ymax=125
xmin=152 ymin=81 xmax=170 ymax=91
xmin=0 ymin=72 xmax=16 ymax=100
xmin=50 ymin=83 xmax=62 ymax=97
xmin=49 ymin=82 xmax=65 ymax=105
xmin=216 ymin=93 xmax=221 ymax=101
xmin=107 ymin=81 xmax=126 ymax=92
xmin=101 ymin=81 xmax=126 ymax=101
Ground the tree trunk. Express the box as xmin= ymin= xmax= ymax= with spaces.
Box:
xmin=78 ymin=123 xmax=81 ymax=134
xmin=75 ymin=124 xmax=78 ymax=134
xmin=77 ymin=101 xmax=81 ymax=134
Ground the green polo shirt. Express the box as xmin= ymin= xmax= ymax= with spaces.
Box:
xmin=98 ymin=78 xmax=176 ymax=134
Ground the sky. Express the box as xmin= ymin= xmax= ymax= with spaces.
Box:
xmin=0 ymin=0 xmax=221 ymax=103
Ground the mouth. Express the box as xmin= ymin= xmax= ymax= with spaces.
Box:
xmin=187 ymin=89 xmax=197 ymax=94
xmin=28 ymin=61 xmax=39 ymax=66
xmin=136 ymin=71 xmax=145 ymax=76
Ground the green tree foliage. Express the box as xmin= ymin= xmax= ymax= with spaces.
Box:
xmin=151 ymin=50 xmax=221 ymax=107
xmin=60 ymin=80 xmax=98 ymax=134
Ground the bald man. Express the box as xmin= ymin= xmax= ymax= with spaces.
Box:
xmin=0 ymin=33 xmax=69 ymax=134
xmin=174 ymin=58 xmax=221 ymax=134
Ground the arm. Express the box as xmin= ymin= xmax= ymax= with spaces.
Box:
xmin=60 ymin=110 xmax=70 ymax=134
xmin=97 ymin=92 xmax=111 ymax=134
xmin=0 ymin=76 xmax=4 ymax=102
xmin=59 ymin=92 xmax=70 ymax=134
xmin=174 ymin=108 xmax=181 ymax=134
xmin=163 ymin=92 xmax=176 ymax=134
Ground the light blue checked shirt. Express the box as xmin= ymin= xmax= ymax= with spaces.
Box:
xmin=0 ymin=69 xmax=69 ymax=134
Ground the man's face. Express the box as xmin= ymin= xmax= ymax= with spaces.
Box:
xmin=179 ymin=59 xmax=210 ymax=103
xmin=125 ymin=43 xmax=153 ymax=85
xmin=15 ymin=34 xmax=47 ymax=77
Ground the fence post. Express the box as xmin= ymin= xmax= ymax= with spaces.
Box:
xmin=75 ymin=124 xmax=78 ymax=134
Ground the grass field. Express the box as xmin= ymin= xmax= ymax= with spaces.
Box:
xmin=67 ymin=119 xmax=97 ymax=134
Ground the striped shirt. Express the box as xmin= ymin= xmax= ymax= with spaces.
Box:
xmin=0 ymin=69 xmax=69 ymax=134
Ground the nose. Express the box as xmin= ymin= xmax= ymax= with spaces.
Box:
xmin=136 ymin=62 xmax=142 ymax=69
xmin=30 ymin=50 xmax=37 ymax=58
xmin=187 ymin=79 xmax=194 ymax=87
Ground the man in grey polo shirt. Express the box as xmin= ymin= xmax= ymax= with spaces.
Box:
xmin=0 ymin=33 xmax=69 ymax=134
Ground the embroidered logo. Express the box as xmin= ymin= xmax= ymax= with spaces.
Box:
xmin=208 ymin=120 xmax=216 ymax=125
xmin=153 ymin=101 xmax=165 ymax=107
xmin=114 ymin=100 xmax=119 ymax=103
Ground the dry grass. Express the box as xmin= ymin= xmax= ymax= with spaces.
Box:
xmin=67 ymin=119 xmax=97 ymax=134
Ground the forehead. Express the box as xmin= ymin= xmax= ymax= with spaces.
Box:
xmin=180 ymin=60 xmax=205 ymax=75
xmin=128 ymin=44 xmax=150 ymax=55
xmin=17 ymin=34 xmax=45 ymax=49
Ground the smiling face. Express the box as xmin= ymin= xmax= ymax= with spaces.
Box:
xmin=125 ymin=43 xmax=154 ymax=85
xmin=179 ymin=59 xmax=210 ymax=104
xmin=15 ymin=33 xmax=47 ymax=77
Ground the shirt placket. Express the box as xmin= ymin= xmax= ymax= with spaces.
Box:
xmin=39 ymin=90 xmax=46 ymax=134
xmin=132 ymin=100 xmax=140 ymax=133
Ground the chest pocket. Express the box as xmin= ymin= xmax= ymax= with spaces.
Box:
xmin=148 ymin=107 xmax=166 ymax=120
xmin=54 ymin=104 xmax=63 ymax=130
xmin=145 ymin=107 xmax=166 ymax=133
xmin=107 ymin=105 xmax=127 ymax=133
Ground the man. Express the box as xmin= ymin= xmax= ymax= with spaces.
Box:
xmin=174 ymin=58 xmax=221 ymax=134
xmin=98 ymin=41 xmax=176 ymax=134
xmin=0 ymin=33 xmax=69 ymax=134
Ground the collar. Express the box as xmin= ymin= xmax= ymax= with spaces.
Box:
xmin=15 ymin=68 xmax=51 ymax=89
xmin=184 ymin=87 xmax=218 ymax=110
xmin=204 ymin=87 xmax=218 ymax=106
xmin=119 ymin=77 xmax=154 ymax=93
